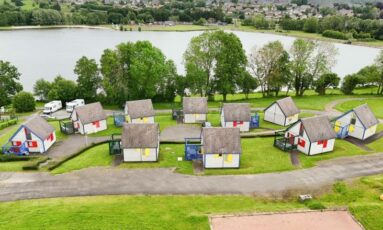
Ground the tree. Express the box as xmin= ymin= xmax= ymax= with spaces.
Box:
xmin=237 ymin=71 xmax=258 ymax=99
xmin=213 ymin=31 xmax=247 ymax=101
xmin=373 ymin=50 xmax=383 ymax=94
xmin=303 ymin=17 xmax=318 ymax=33
xmin=33 ymin=78 xmax=51 ymax=101
xmin=100 ymin=41 xmax=178 ymax=104
xmin=314 ymin=73 xmax=340 ymax=95
xmin=0 ymin=60 xmax=23 ymax=107
xmin=74 ymin=56 xmax=101 ymax=102
xmin=248 ymin=41 xmax=287 ymax=97
xmin=184 ymin=31 xmax=247 ymax=101
xmin=13 ymin=91 xmax=35 ymax=113
xmin=48 ymin=76 xmax=77 ymax=103
xmin=290 ymin=39 xmax=338 ymax=96
xmin=341 ymin=74 xmax=361 ymax=95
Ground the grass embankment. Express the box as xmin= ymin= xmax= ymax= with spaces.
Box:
xmin=0 ymin=174 xmax=382 ymax=229
xmin=52 ymin=137 xmax=368 ymax=175
xmin=154 ymin=89 xmax=381 ymax=111
xmin=335 ymin=98 xmax=383 ymax=119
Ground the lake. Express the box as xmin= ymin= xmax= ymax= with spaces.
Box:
xmin=0 ymin=28 xmax=380 ymax=91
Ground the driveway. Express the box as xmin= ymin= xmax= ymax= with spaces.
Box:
xmin=160 ymin=125 xmax=202 ymax=142
xmin=0 ymin=152 xmax=382 ymax=201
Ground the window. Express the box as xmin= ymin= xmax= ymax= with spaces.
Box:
xmin=24 ymin=128 xmax=32 ymax=140
xmin=298 ymin=138 xmax=306 ymax=147
xmin=92 ymin=121 xmax=100 ymax=128
xmin=299 ymin=123 xmax=304 ymax=136
xmin=27 ymin=141 xmax=38 ymax=148
xmin=350 ymin=117 xmax=356 ymax=125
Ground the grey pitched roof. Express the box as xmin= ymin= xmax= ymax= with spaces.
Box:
xmin=353 ymin=104 xmax=378 ymax=128
xmin=202 ymin=128 xmax=242 ymax=154
xmin=121 ymin=123 xmax=159 ymax=148
xmin=275 ymin=97 xmax=300 ymax=117
xmin=301 ymin=116 xmax=336 ymax=142
xmin=222 ymin=103 xmax=251 ymax=122
xmin=74 ymin=102 xmax=107 ymax=124
xmin=24 ymin=116 xmax=55 ymax=140
xmin=125 ymin=99 xmax=155 ymax=119
xmin=183 ymin=97 xmax=208 ymax=114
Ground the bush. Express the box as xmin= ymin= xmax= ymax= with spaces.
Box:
xmin=305 ymin=200 xmax=326 ymax=210
xmin=13 ymin=91 xmax=36 ymax=113
xmin=0 ymin=154 xmax=30 ymax=162
xmin=322 ymin=30 xmax=349 ymax=40
xmin=341 ymin=74 xmax=361 ymax=95
xmin=0 ymin=118 xmax=18 ymax=130
xmin=353 ymin=32 xmax=371 ymax=39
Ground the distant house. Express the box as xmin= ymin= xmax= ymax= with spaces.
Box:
xmin=334 ymin=104 xmax=378 ymax=140
xmin=285 ymin=116 xmax=336 ymax=155
xmin=121 ymin=123 xmax=160 ymax=162
xmin=221 ymin=103 xmax=251 ymax=132
xmin=8 ymin=116 xmax=56 ymax=153
xmin=264 ymin=97 xmax=300 ymax=126
xmin=183 ymin=97 xmax=208 ymax=123
xmin=124 ymin=99 xmax=155 ymax=124
xmin=71 ymin=102 xmax=107 ymax=135
xmin=202 ymin=127 xmax=242 ymax=168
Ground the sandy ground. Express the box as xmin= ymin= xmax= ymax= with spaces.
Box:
xmin=210 ymin=210 xmax=363 ymax=230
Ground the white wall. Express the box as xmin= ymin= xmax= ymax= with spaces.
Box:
xmin=285 ymin=114 xmax=299 ymax=126
xmin=42 ymin=132 xmax=56 ymax=151
xmin=130 ymin=116 xmax=155 ymax=124
xmin=264 ymin=103 xmax=287 ymax=126
xmin=364 ymin=124 xmax=377 ymax=140
xmin=309 ymin=139 xmax=335 ymax=155
xmin=335 ymin=112 xmax=366 ymax=140
xmin=10 ymin=127 xmax=46 ymax=153
xmin=223 ymin=121 xmax=250 ymax=132
xmin=184 ymin=113 xmax=206 ymax=123
xmin=80 ymin=119 xmax=107 ymax=135
xmin=203 ymin=153 xmax=240 ymax=168
xmin=123 ymin=147 xmax=158 ymax=162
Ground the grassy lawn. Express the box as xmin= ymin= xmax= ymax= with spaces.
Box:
xmin=0 ymin=174 xmax=382 ymax=229
xmin=367 ymin=124 xmax=383 ymax=152
xmin=153 ymin=90 xmax=380 ymax=111
xmin=51 ymin=144 xmax=112 ymax=174
xmin=51 ymin=137 xmax=370 ymax=176
xmin=335 ymin=98 xmax=383 ymax=118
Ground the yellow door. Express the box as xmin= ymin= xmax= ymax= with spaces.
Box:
xmin=143 ymin=117 xmax=148 ymax=123
xmin=225 ymin=154 xmax=233 ymax=163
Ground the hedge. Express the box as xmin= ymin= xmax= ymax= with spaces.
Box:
xmin=322 ymin=30 xmax=349 ymax=40
xmin=0 ymin=118 xmax=18 ymax=130
xmin=0 ymin=154 xmax=30 ymax=162
xmin=22 ymin=156 xmax=49 ymax=170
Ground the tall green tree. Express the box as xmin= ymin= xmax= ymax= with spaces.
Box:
xmin=0 ymin=60 xmax=23 ymax=107
xmin=48 ymin=76 xmax=77 ymax=103
xmin=290 ymin=39 xmax=337 ymax=96
xmin=373 ymin=51 xmax=383 ymax=94
xmin=341 ymin=74 xmax=361 ymax=95
xmin=33 ymin=78 xmax=51 ymax=101
xmin=74 ymin=56 xmax=101 ymax=102
xmin=237 ymin=71 xmax=258 ymax=99
xmin=100 ymin=41 xmax=178 ymax=104
xmin=214 ymin=31 xmax=247 ymax=101
xmin=13 ymin=91 xmax=35 ymax=113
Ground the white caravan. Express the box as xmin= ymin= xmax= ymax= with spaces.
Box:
xmin=43 ymin=101 xmax=62 ymax=114
xmin=66 ymin=99 xmax=85 ymax=112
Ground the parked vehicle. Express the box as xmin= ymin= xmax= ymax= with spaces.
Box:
xmin=43 ymin=101 xmax=62 ymax=114
xmin=66 ymin=99 xmax=85 ymax=113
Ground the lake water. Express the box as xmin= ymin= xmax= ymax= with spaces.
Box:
xmin=0 ymin=28 xmax=380 ymax=91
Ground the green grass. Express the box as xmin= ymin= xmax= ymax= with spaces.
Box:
xmin=0 ymin=174 xmax=383 ymax=229
xmin=52 ymin=137 xmax=370 ymax=176
xmin=51 ymin=144 xmax=113 ymax=174
xmin=153 ymin=90 xmax=380 ymax=111
xmin=21 ymin=0 xmax=38 ymax=10
xmin=335 ymin=98 xmax=383 ymax=118
xmin=367 ymin=124 xmax=383 ymax=152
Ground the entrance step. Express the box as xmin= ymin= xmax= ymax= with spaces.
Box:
xmin=192 ymin=160 xmax=204 ymax=175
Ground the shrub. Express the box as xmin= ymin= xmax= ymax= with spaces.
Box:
xmin=341 ymin=74 xmax=361 ymax=95
xmin=13 ymin=91 xmax=36 ymax=113
xmin=305 ymin=200 xmax=326 ymax=210
xmin=22 ymin=156 xmax=49 ymax=170
xmin=322 ymin=30 xmax=349 ymax=40
xmin=0 ymin=155 xmax=30 ymax=162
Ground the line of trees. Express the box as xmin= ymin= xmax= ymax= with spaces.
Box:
xmin=0 ymin=1 xmax=231 ymax=27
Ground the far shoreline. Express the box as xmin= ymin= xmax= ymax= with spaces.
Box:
xmin=1 ymin=24 xmax=383 ymax=49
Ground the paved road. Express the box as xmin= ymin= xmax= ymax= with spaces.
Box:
xmin=0 ymin=152 xmax=382 ymax=201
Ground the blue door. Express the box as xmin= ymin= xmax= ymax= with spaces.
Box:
xmin=250 ymin=114 xmax=260 ymax=128
xmin=185 ymin=144 xmax=202 ymax=161
xmin=336 ymin=125 xmax=349 ymax=139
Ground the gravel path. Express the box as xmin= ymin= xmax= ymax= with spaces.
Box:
xmin=0 ymin=152 xmax=382 ymax=201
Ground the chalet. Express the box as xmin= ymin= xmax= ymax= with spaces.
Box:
xmin=202 ymin=127 xmax=242 ymax=168
xmin=284 ymin=116 xmax=337 ymax=156
xmin=264 ymin=97 xmax=300 ymax=126
xmin=71 ymin=102 xmax=107 ymax=135
xmin=6 ymin=116 xmax=56 ymax=154
xmin=121 ymin=123 xmax=160 ymax=162
xmin=124 ymin=99 xmax=155 ymax=124
xmin=334 ymin=104 xmax=379 ymax=140
xmin=183 ymin=97 xmax=208 ymax=123
xmin=221 ymin=103 xmax=251 ymax=132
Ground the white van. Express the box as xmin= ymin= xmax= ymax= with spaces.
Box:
xmin=66 ymin=99 xmax=85 ymax=113
xmin=43 ymin=101 xmax=62 ymax=114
